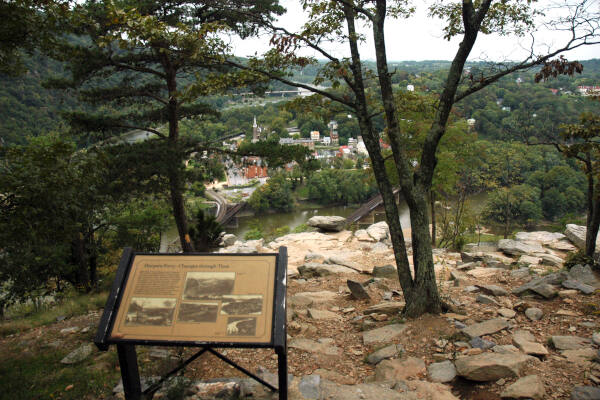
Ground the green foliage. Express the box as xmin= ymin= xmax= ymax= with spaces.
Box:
xmin=111 ymin=198 xmax=172 ymax=252
xmin=305 ymin=169 xmax=377 ymax=206
xmin=244 ymin=227 xmax=264 ymax=240
xmin=564 ymin=250 xmax=596 ymax=271
xmin=292 ymin=223 xmax=312 ymax=233
xmin=0 ymin=134 xmax=114 ymax=301
xmin=188 ymin=209 xmax=223 ymax=252
xmin=482 ymin=184 xmax=542 ymax=234
xmin=248 ymin=173 xmax=294 ymax=213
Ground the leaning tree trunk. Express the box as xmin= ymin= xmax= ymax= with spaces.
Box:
xmin=166 ymin=69 xmax=193 ymax=253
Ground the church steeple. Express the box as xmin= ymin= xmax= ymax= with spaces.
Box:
xmin=252 ymin=115 xmax=259 ymax=142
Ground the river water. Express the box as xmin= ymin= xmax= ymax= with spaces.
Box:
xmin=161 ymin=193 xmax=488 ymax=247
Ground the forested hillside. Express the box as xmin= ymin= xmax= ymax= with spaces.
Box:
xmin=2 ymin=57 xmax=598 ymax=146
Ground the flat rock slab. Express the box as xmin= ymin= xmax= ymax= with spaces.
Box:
xmin=61 ymin=343 xmax=93 ymax=364
xmin=307 ymin=308 xmax=341 ymax=321
xmin=512 ymin=272 xmax=567 ymax=296
xmin=289 ymin=338 xmax=342 ymax=357
xmin=461 ymin=318 xmax=509 ymax=339
xmin=427 ymin=360 xmax=457 ymax=383
xmin=318 ymin=380 xmax=413 ymax=400
xmin=561 ymin=348 xmax=597 ymax=364
xmin=298 ymin=263 xmax=357 ymax=277
xmin=466 ymin=267 xmax=504 ymax=278
xmin=374 ymin=357 xmax=426 ymax=381
xmin=364 ymin=302 xmax=405 ymax=316
xmin=366 ymin=344 xmax=401 ymax=365
xmin=327 ymin=256 xmax=363 ymax=272
xmin=562 ymin=279 xmax=595 ymax=295
xmin=363 ymin=324 xmax=407 ymax=345
xmin=500 ymin=375 xmax=545 ymax=400
xmin=498 ymin=239 xmax=544 ymax=256
xmin=512 ymin=330 xmax=548 ymax=356
xmin=455 ymin=352 xmax=533 ymax=381
xmin=551 ymin=335 xmax=591 ymax=350
xmin=571 ymin=386 xmax=600 ymax=400
xmin=498 ymin=308 xmax=516 ymax=318
xmin=289 ymin=291 xmax=337 ymax=307
xmin=477 ymin=284 xmax=508 ymax=296
xmin=518 ymin=255 xmax=541 ymax=265
xmin=515 ymin=231 xmax=566 ymax=244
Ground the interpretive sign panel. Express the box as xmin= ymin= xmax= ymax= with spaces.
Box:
xmin=110 ymin=254 xmax=276 ymax=344
xmin=95 ymin=248 xmax=288 ymax=400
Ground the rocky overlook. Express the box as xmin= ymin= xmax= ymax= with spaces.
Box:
xmin=5 ymin=221 xmax=600 ymax=400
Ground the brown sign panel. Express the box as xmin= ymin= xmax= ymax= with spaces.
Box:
xmin=110 ymin=254 xmax=277 ymax=344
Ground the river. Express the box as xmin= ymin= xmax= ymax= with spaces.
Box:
xmin=161 ymin=193 xmax=488 ymax=248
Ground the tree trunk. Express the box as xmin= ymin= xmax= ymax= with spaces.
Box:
xmin=585 ymin=158 xmax=600 ymax=258
xmin=343 ymin=3 xmax=413 ymax=294
xmin=404 ymin=191 xmax=442 ymax=317
xmin=166 ymin=68 xmax=193 ymax=253
xmin=430 ymin=192 xmax=436 ymax=246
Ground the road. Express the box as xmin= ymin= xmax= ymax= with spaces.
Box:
xmin=205 ymin=189 xmax=228 ymax=222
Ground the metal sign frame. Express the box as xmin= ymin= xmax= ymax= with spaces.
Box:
xmin=94 ymin=247 xmax=288 ymax=400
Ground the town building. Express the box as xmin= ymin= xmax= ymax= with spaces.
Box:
xmin=577 ymin=86 xmax=600 ymax=96
xmin=310 ymin=130 xmax=320 ymax=141
xmin=348 ymin=137 xmax=358 ymax=150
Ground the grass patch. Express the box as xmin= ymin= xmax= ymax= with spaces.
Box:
xmin=0 ymin=343 xmax=119 ymax=400
xmin=0 ymin=291 xmax=108 ymax=337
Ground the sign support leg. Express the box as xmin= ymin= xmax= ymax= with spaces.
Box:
xmin=117 ymin=344 xmax=142 ymax=400
xmin=276 ymin=346 xmax=288 ymax=400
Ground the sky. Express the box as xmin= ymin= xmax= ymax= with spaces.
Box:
xmin=229 ymin=0 xmax=599 ymax=62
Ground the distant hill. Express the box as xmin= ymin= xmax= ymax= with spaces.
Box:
xmin=1 ymin=54 xmax=598 ymax=146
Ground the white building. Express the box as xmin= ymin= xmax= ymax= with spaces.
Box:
xmin=310 ymin=130 xmax=320 ymax=141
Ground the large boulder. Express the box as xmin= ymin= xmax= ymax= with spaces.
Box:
xmin=454 ymin=352 xmax=533 ymax=381
xmin=569 ymin=264 xmax=600 ymax=288
xmin=366 ymin=221 xmax=389 ymax=241
xmin=564 ymin=224 xmax=600 ymax=250
xmin=307 ymin=216 xmax=347 ymax=232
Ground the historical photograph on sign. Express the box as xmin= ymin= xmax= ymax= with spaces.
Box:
xmin=220 ymin=295 xmax=263 ymax=315
xmin=125 ymin=297 xmax=176 ymax=326
xmin=226 ymin=317 xmax=257 ymax=336
xmin=183 ymin=272 xmax=235 ymax=300
xmin=177 ymin=302 xmax=219 ymax=323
